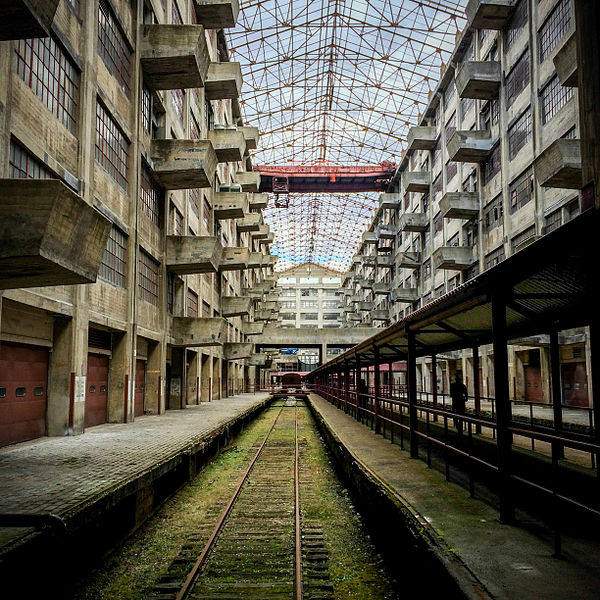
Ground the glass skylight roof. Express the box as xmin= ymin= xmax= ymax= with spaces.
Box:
xmin=227 ymin=0 xmax=467 ymax=270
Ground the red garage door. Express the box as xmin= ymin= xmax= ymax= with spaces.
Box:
xmin=134 ymin=360 xmax=145 ymax=417
xmin=0 ymin=341 xmax=48 ymax=447
xmin=85 ymin=354 xmax=109 ymax=428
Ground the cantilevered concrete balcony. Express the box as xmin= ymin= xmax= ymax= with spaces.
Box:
xmin=259 ymin=300 xmax=279 ymax=311
xmin=242 ymin=284 xmax=265 ymax=297
xmin=534 ymin=139 xmax=582 ymax=189
xmin=377 ymin=237 xmax=394 ymax=253
xmin=440 ymin=192 xmax=480 ymax=220
xmin=372 ymin=310 xmax=389 ymax=322
xmin=265 ymin=292 xmax=280 ymax=302
xmin=205 ymin=62 xmax=242 ymax=100
xmin=392 ymin=287 xmax=419 ymax=303
xmin=241 ymin=126 xmax=259 ymax=151
xmin=255 ymin=309 xmax=276 ymax=321
xmin=396 ymin=252 xmax=421 ymax=269
xmin=358 ymin=301 xmax=373 ymax=311
xmin=193 ymin=0 xmax=239 ymax=29
xmin=234 ymin=171 xmax=261 ymax=192
xmin=361 ymin=256 xmax=376 ymax=267
xmin=140 ymin=25 xmax=210 ymax=90
xmin=362 ymin=231 xmax=378 ymax=245
xmin=166 ymin=235 xmax=223 ymax=275
xmin=249 ymin=193 xmax=269 ymax=210
xmin=554 ymin=32 xmax=577 ymax=87
xmin=207 ymin=128 xmax=246 ymax=163
xmin=359 ymin=277 xmax=374 ymax=290
xmin=219 ymin=247 xmax=250 ymax=271
xmin=343 ymin=304 xmax=355 ymax=313
xmin=236 ymin=213 xmax=262 ymax=233
xmin=262 ymin=255 xmax=276 ymax=268
xmin=447 ymin=130 xmax=494 ymax=163
xmin=171 ymin=317 xmax=227 ymax=347
xmin=213 ymin=192 xmax=249 ymax=219
xmin=348 ymin=313 xmax=362 ymax=322
xmin=243 ymin=322 xmax=265 ymax=336
xmin=466 ymin=0 xmax=514 ymax=30
xmin=377 ymin=224 xmax=395 ymax=239
xmin=247 ymin=353 xmax=267 ymax=366
xmin=372 ymin=282 xmax=391 ymax=296
xmin=150 ymin=139 xmax=217 ymax=189
xmin=455 ymin=61 xmax=501 ymax=100
xmin=379 ymin=193 xmax=401 ymax=210
xmin=221 ymin=296 xmax=252 ymax=317
xmin=432 ymin=246 xmax=474 ymax=271
xmin=223 ymin=343 xmax=253 ymax=361
xmin=407 ymin=126 xmax=437 ymax=153
xmin=253 ymin=225 xmax=270 ymax=240
xmin=376 ymin=255 xmax=394 ymax=269
xmin=403 ymin=171 xmax=431 ymax=193
xmin=398 ymin=213 xmax=429 ymax=233
xmin=0 ymin=179 xmax=110 ymax=289
xmin=248 ymin=252 xmax=265 ymax=269
xmin=0 ymin=0 xmax=60 ymax=40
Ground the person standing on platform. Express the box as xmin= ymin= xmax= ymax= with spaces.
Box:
xmin=450 ymin=372 xmax=468 ymax=434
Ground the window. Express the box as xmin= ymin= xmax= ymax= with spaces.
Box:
xmin=301 ymin=313 xmax=318 ymax=320
xmin=190 ymin=113 xmax=201 ymax=139
xmin=461 ymin=97 xmax=474 ymax=121
xmin=482 ymin=143 xmax=501 ymax=185
xmin=322 ymin=300 xmax=338 ymax=309
xmin=173 ymin=206 xmax=184 ymax=235
xmin=445 ymin=112 xmax=456 ymax=141
xmin=484 ymin=195 xmax=503 ymax=231
xmin=280 ymin=312 xmax=296 ymax=321
xmin=171 ymin=89 xmax=185 ymax=122
xmin=447 ymin=232 xmax=459 ymax=247
xmin=464 ymin=223 xmax=478 ymax=247
xmin=98 ymin=0 xmax=132 ymax=94
xmin=444 ymin=83 xmax=455 ymax=105
xmin=301 ymin=300 xmax=318 ymax=308
xmin=96 ymin=101 xmax=129 ymax=188
xmin=433 ymin=213 xmax=442 ymax=235
xmin=422 ymin=259 xmax=431 ymax=280
xmin=138 ymin=249 xmax=160 ymax=305
xmin=433 ymin=138 xmax=442 ymax=167
xmin=15 ymin=36 xmax=79 ymax=133
xmin=543 ymin=210 xmax=562 ymax=234
xmin=171 ymin=0 xmax=183 ymax=24
xmin=140 ymin=164 xmax=163 ymax=225
xmin=99 ymin=225 xmax=127 ymax=287
xmin=485 ymin=246 xmax=505 ymax=270
xmin=203 ymin=198 xmax=212 ymax=233
xmin=301 ymin=289 xmax=318 ymax=297
xmin=509 ymin=168 xmax=534 ymax=213
xmin=281 ymin=288 xmax=296 ymax=297
xmin=187 ymin=288 xmax=198 ymax=317
xmin=462 ymin=170 xmax=477 ymax=193
xmin=142 ymin=84 xmax=152 ymax=133
xmin=539 ymin=0 xmax=572 ymax=63
xmin=189 ymin=189 xmax=200 ymax=217
xmin=202 ymin=300 xmax=211 ymax=317
xmin=508 ymin=108 xmax=532 ymax=159
xmin=323 ymin=313 xmax=339 ymax=320
xmin=205 ymin=100 xmax=214 ymax=130
xmin=506 ymin=49 xmax=530 ymax=108
xmin=280 ymin=301 xmax=296 ymax=309
xmin=480 ymin=99 xmax=499 ymax=130
xmin=432 ymin=173 xmax=442 ymax=199
xmin=9 ymin=140 xmax=52 ymax=179
xmin=540 ymin=75 xmax=574 ymax=123
xmin=167 ymin=272 xmax=175 ymax=314
xmin=446 ymin=161 xmax=457 ymax=182
xmin=511 ymin=226 xmax=536 ymax=252
xmin=505 ymin=0 xmax=528 ymax=50
xmin=66 ymin=0 xmax=80 ymax=16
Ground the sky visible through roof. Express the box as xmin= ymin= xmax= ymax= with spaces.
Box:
xmin=227 ymin=0 xmax=468 ymax=271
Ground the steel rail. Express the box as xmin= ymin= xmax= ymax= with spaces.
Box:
xmin=295 ymin=404 xmax=303 ymax=600
xmin=175 ymin=405 xmax=286 ymax=600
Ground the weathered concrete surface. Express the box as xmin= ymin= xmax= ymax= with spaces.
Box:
xmin=407 ymin=126 xmax=437 ymax=152
xmin=234 ymin=171 xmax=260 ymax=192
xmin=253 ymin=325 xmax=378 ymax=346
xmin=455 ymin=61 xmax=501 ymax=100
xmin=207 ymin=129 xmax=246 ymax=162
xmin=170 ymin=316 xmax=228 ymax=347
xmin=534 ymin=138 xmax=583 ymax=189
xmin=193 ymin=0 xmax=240 ymax=29
xmin=221 ymin=295 xmax=252 ymax=317
xmin=205 ymin=62 xmax=242 ymax=100
xmin=213 ymin=192 xmax=248 ymax=219
xmin=447 ymin=130 xmax=494 ymax=163
xmin=166 ymin=235 xmax=223 ymax=275
xmin=0 ymin=0 xmax=60 ymax=40
xmin=308 ymin=393 xmax=600 ymax=600
xmin=432 ymin=246 xmax=474 ymax=271
xmin=219 ymin=247 xmax=250 ymax=272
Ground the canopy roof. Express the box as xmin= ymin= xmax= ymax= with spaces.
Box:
xmin=227 ymin=0 xmax=467 ymax=270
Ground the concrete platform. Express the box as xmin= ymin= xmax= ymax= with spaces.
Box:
xmin=0 ymin=393 xmax=271 ymax=560
xmin=307 ymin=393 xmax=600 ymax=600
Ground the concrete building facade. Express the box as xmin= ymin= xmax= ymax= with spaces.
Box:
xmin=0 ymin=0 xmax=279 ymax=447
xmin=341 ymin=0 xmax=589 ymax=407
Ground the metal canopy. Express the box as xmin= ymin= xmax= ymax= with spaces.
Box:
xmin=308 ymin=210 xmax=597 ymax=372
xmin=227 ymin=0 xmax=467 ymax=270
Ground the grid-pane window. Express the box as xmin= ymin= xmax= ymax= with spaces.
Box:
xmin=301 ymin=300 xmax=318 ymax=308
xmin=485 ymin=246 xmax=505 ymax=270
xmin=140 ymin=164 xmax=163 ymax=225
xmin=95 ymin=101 xmax=129 ymax=188
xmin=445 ymin=112 xmax=456 ymax=141
xmin=172 ymin=0 xmax=183 ymax=24
xmin=506 ymin=0 xmax=528 ymax=50
xmin=509 ymin=168 xmax=534 ymax=213
xmin=482 ymin=143 xmax=501 ymax=185
xmin=444 ymin=83 xmax=455 ymax=105
xmin=189 ymin=189 xmax=200 ymax=216
xmin=540 ymin=75 xmax=573 ymax=123
xmin=432 ymin=173 xmax=442 ymax=199
xmin=98 ymin=0 xmax=132 ymax=94
xmin=422 ymin=259 xmax=431 ymax=280
xmin=167 ymin=273 xmax=175 ymax=314
xmin=142 ymin=84 xmax=152 ymax=133
xmin=202 ymin=301 xmax=211 ymax=317
xmin=322 ymin=300 xmax=338 ymax=308
xmin=461 ymin=97 xmax=474 ymax=120
xmin=99 ymin=226 xmax=127 ymax=287
xmin=323 ymin=313 xmax=339 ymax=320
xmin=539 ymin=0 xmax=572 ymax=63
xmin=301 ymin=313 xmax=318 ymax=320
xmin=138 ymin=249 xmax=160 ymax=305
xmin=511 ymin=225 xmax=536 ymax=252
xmin=190 ymin=113 xmax=201 ymax=139
xmin=187 ymin=288 xmax=198 ymax=317
xmin=433 ymin=138 xmax=442 ymax=166
xmin=446 ymin=161 xmax=457 ymax=182
xmin=66 ymin=0 xmax=80 ymax=16
xmin=506 ymin=49 xmax=530 ymax=108
xmin=172 ymin=89 xmax=185 ymax=122
xmin=9 ymin=140 xmax=52 ymax=179
xmin=433 ymin=213 xmax=442 ymax=235
xmin=203 ymin=198 xmax=212 ymax=233
xmin=484 ymin=195 xmax=503 ymax=231
xmin=15 ymin=36 xmax=79 ymax=134
xmin=174 ymin=207 xmax=184 ymax=235
xmin=508 ymin=108 xmax=532 ymax=159
xmin=543 ymin=210 xmax=562 ymax=234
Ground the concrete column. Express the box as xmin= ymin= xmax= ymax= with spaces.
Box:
xmin=407 ymin=328 xmax=418 ymax=459
xmin=432 ymin=353 xmax=438 ymax=422
xmin=549 ymin=330 xmax=564 ymax=459
xmin=169 ymin=347 xmax=186 ymax=409
xmin=374 ymin=344 xmax=381 ymax=434
xmin=145 ymin=340 xmax=165 ymax=414
xmin=108 ymin=329 xmax=132 ymax=423
xmin=473 ymin=344 xmax=481 ymax=434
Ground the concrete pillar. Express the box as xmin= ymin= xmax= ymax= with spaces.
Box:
xmin=108 ymin=329 xmax=132 ymax=423
xmin=407 ymin=328 xmax=418 ymax=459
xmin=473 ymin=345 xmax=481 ymax=434
xmin=169 ymin=347 xmax=186 ymax=409
xmin=212 ymin=356 xmax=220 ymax=400
xmin=145 ymin=340 xmax=165 ymax=414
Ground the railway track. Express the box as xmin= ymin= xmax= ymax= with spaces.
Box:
xmin=151 ymin=399 xmax=333 ymax=600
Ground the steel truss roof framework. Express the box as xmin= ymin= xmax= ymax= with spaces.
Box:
xmin=227 ymin=0 xmax=467 ymax=270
